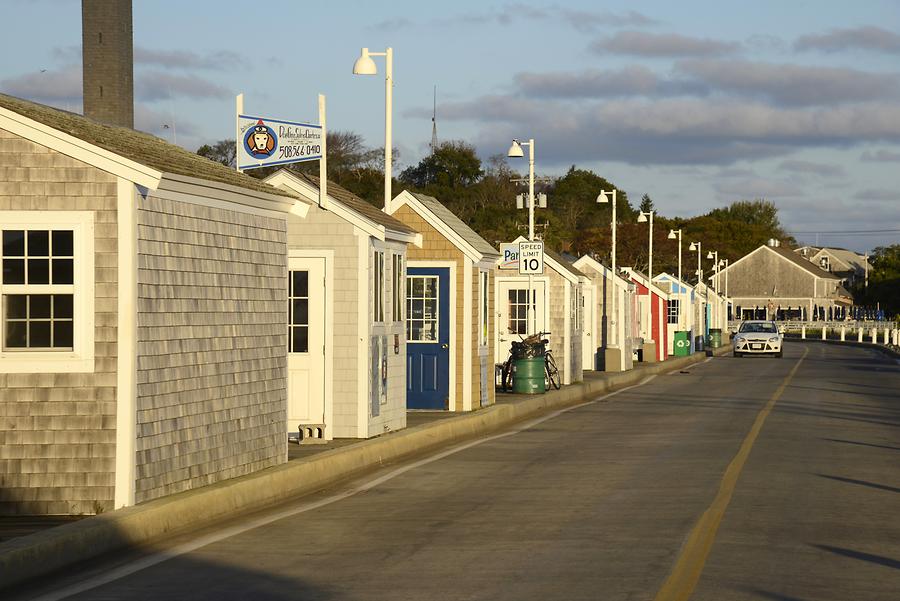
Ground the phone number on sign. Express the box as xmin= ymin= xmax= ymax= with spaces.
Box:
xmin=278 ymin=144 xmax=321 ymax=160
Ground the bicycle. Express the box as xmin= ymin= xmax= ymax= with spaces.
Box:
xmin=500 ymin=332 xmax=561 ymax=392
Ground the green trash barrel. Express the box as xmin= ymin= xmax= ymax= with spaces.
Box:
xmin=709 ymin=329 xmax=722 ymax=348
xmin=512 ymin=357 xmax=545 ymax=394
xmin=673 ymin=331 xmax=691 ymax=357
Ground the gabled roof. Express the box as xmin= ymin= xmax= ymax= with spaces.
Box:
xmin=392 ymin=190 xmax=499 ymax=261
xmin=653 ymin=272 xmax=694 ymax=295
xmin=717 ymin=244 xmax=840 ymax=281
xmin=620 ymin=267 xmax=669 ymax=298
xmin=571 ymin=255 xmax=634 ymax=291
xmin=545 ymin=248 xmax=587 ymax=281
xmin=505 ymin=237 xmax=584 ymax=283
xmin=810 ymin=247 xmax=871 ymax=273
xmin=0 ymin=93 xmax=296 ymax=204
xmin=265 ymin=170 xmax=418 ymax=240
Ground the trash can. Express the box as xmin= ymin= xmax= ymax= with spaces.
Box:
xmin=673 ymin=331 xmax=691 ymax=357
xmin=709 ymin=328 xmax=722 ymax=348
xmin=512 ymin=357 xmax=545 ymax=394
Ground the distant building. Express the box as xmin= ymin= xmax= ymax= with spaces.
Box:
xmin=795 ymin=246 xmax=872 ymax=288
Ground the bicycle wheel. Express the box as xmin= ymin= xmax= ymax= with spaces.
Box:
xmin=545 ymin=354 xmax=561 ymax=390
xmin=501 ymin=359 xmax=514 ymax=392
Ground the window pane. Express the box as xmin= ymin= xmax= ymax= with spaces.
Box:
xmin=292 ymin=271 xmax=308 ymax=297
xmin=423 ymin=277 xmax=435 ymax=298
xmin=28 ymin=230 xmax=50 ymax=256
xmin=28 ymin=258 xmax=50 ymax=284
xmin=3 ymin=258 xmax=25 ymax=284
xmin=6 ymin=295 xmax=27 ymax=319
xmin=53 ymin=321 xmax=73 ymax=348
xmin=52 ymin=230 xmax=73 ymax=256
xmin=410 ymin=300 xmax=423 ymax=319
xmin=54 ymin=294 xmax=73 ymax=319
xmin=293 ymin=299 xmax=308 ymax=325
xmin=411 ymin=277 xmax=423 ymax=297
xmin=424 ymin=321 xmax=437 ymax=341
xmin=30 ymin=294 xmax=52 ymax=318
xmin=30 ymin=321 xmax=51 ymax=347
xmin=2 ymin=231 xmax=25 ymax=256
xmin=5 ymin=321 xmax=26 ymax=348
xmin=409 ymin=321 xmax=422 ymax=341
xmin=292 ymin=326 xmax=308 ymax=353
xmin=52 ymin=259 xmax=74 ymax=284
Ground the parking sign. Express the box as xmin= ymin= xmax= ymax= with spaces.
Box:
xmin=518 ymin=241 xmax=544 ymax=275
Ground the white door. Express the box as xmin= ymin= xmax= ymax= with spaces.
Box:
xmin=582 ymin=284 xmax=596 ymax=370
xmin=496 ymin=279 xmax=547 ymax=364
xmin=288 ymin=257 xmax=326 ymax=433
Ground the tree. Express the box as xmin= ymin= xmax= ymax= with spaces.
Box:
xmin=399 ymin=141 xmax=483 ymax=190
xmin=639 ymin=193 xmax=654 ymax=213
xmin=196 ymin=140 xmax=236 ymax=168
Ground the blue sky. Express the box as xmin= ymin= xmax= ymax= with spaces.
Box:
xmin=2 ymin=0 xmax=899 ymax=253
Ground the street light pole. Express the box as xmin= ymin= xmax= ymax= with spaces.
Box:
xmin=352 ymin=47 xmax=393 ymax=213
xmin=597 ymin=190 xmax=617 ymax=276
xmin=508 ymin=138 xmax=537 ymax=334
xmin=638 ymin=210 xmax=654 ymax=355
xmin=668 ymin=228 xmax=683 ymax=332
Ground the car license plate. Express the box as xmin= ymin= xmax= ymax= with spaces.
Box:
xmin=752 ymin=343 xmax=762 ymax=349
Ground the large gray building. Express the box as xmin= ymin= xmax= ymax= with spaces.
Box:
xmin=0 ymin=93 xmax=295 ymax=514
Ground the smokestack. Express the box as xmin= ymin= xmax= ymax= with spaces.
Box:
xmin=82 ymin=0 xmax=133 ymax=128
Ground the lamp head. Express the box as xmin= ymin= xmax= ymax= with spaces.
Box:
xmin=637 ymin=212 xmax=648 ymax=223
xmin=706 ymin=251 xmax=715 ymax=259
xmin=689 ymin=242 xmax=697 ymax=251
xmin=352 ymin=48 xmax=378 ymax=75
xmin=668 ymin=229 xmax=677 ymax=239
xmin=596 ymin=191 xmax=609 ymax=204
xmin=507 ymin=139 xmax=524 ymax=158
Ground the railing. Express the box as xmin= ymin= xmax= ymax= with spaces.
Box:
xmin=726 ymin=320 xmax=900 ymax=348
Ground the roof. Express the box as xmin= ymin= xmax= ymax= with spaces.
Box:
xmin=571 ymin=255 xmax=634 ymax=290
xmin=408 ymin=192 xmax=499 ymax=257
xmin=544 ymin=248 xmax=587 ymax=279
xmin=289 ymin=172 xmax=416 ymax=235
xmin=814 ymin=247 xmax=871 ymax=273
xmin=0 ymin=93 xmax=296 ymax=200
xmin=768 ymin=246 xmax=840 ymax=279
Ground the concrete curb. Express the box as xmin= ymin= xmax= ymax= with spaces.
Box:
xmin=0 ymin=346 xmax=730 ymax=591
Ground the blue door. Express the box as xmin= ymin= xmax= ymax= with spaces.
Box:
xmin=406 ymin=267 xmax=450 ymax=409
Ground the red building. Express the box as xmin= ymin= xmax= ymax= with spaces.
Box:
xmin=621 ymin=268 xmax=669 ymax=362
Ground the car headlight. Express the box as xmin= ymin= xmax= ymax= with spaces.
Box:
xmin=768 ymin=336 xmax=780 ymax=343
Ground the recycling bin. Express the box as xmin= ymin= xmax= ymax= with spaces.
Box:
xmin=512 ymin=357 xmax=545 ymax=394
xmin=709 ymin=329 xmax=722 ymax=348
xmin=673 ymin=331 xmax=691 ymax=357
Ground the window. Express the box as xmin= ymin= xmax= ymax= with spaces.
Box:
xmin=0 ymin=212 xmax=93 ymax=372
xmin=392 ymin=253 xmax=403 ymax=323
xmin=288 ymin=270 xmax=309 ymax=353
xmin=374 ymin=251 xmax=385 ymax=323
xmin=508 ymin=289 xmax=534 ymax=335
xmin=479 ymin=271 xmax=489 ymax=346
xmin=667 ymin=299 xmax=680 ymax=324
xmin=407 ymin=275 xmax=439 ymax=342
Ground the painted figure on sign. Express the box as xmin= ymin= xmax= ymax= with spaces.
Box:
xmin=245 ymin=120 xmax=276 ymax=158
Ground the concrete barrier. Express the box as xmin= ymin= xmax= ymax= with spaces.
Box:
xmin=0 ymin=347 xmax=730 ymax=591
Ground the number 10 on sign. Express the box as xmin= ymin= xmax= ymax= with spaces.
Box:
xmin=519 ymin=241 xmax=544 ymax=275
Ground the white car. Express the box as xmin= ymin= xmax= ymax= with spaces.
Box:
xmin=733 ymin=320 xmax=783 ymax=358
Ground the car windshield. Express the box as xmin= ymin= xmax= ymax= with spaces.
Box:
xmin=739 ymin=322 xmax=777 ymax=334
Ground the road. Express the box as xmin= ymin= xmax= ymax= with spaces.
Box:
xmin=14 ymin=341 xmax=900 ymax=601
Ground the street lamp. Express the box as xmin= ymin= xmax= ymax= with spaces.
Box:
xmin=706 ymin=250 xmax=719 ymax=293
xmin=719 ymin=258 xmax=730 ymax=322
xmin=507 ymin=138 xmax=537 ymax=334
xmin=596 ymin=189 xmax=617 ymax=276
xmin=352 ymin=47 xmax=393 ymax=212
xmin=668 ymin=228 xmax=683 ymax=334
xmin=637 ymin=209 xmax=654 ymax=354
xmin=688 ymin=241 xmax=702 ymax=284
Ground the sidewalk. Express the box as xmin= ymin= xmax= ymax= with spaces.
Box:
xmin=0 ymin=346 xmax=730 ymax=591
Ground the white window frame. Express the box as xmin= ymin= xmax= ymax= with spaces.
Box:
xmin=479 ymin=270 xmax=489 ymax=347
xmin=406 ymin=274 xmax=440 ymax=343
xmin=0 ymin=211 xmax=95 ymax=373
xmin=392 ymin=253 xmax=404 ymax=324
xmin=667 ymin=298 xmax=680 ymax=325
xmin=374 ymin=250 xmax=385 ymax=323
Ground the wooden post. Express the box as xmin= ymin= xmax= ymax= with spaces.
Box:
xmin=821 ymin=327 xmax=827 ymax=340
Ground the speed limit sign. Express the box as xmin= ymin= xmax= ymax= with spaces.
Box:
xmin=518 ymin=241 xmax=544 ymax=275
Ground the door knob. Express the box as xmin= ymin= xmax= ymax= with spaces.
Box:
xmin=441 ymin=344 xmax=449 ymax=349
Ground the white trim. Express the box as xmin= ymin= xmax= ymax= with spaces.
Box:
xmin=392 ymin=190 xmax=487 ymax=263
xmin=463 ymin=260 xmax=473 ymax=411
xmin=148 ymin=182 xmax=290 ymax=221
xmin=0 ymin=211 xmax=95 ymax=372
xmin=408 ymin=260 xmax=456 ymax=411
xmin=563 ymin=281 xmax=572 ymax=385
xmin=114 ymin=179 xmax=137 ymax=508
xmin=493 ymin=274 xmax=552 ymax=365
xmin=572 ymin=255 xmax=632 ymax=292
xmin=0 ymin=106 xmax=161 ymax=190
xmin=356 ymin=233 xmax=369 ymax=437
xmin=158 ymin=173 xmax=294 ymax=213
xmin=288 ymin=249 xmax=335 ymax=441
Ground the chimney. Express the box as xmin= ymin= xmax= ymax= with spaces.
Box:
xmin=82 ymin=0 xmax=133 ymax=128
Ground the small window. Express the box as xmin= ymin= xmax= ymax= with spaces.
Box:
xmin=392 ymin=254 xmax=403 ymax=323
xmin=374 ymin=251 xmax=385 ymax=323
xmin=667 ymin=299 xmax=680 ymax=324
xmin=479 ymin=271 xmax=489 ymax=346
xmin=508 ymin=289 xmax=534 ymax=335
xmin=407 ymin=275 xmax=439 ymax=342
xmin=288 ymin=270 xmax=309 ymax=353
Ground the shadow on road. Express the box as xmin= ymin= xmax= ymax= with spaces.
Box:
xmin=823 ymin=438 xmax=900 ymax=452
xmin=812 ymin=543 xmax=900 ymax=571
xmin=745 ymin=588 xmax=813 ymax=601
xmin=815 ymin=473 xmax=900 ymax=494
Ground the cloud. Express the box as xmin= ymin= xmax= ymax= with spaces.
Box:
xmin=378 ymin=7 xmax=657 ymax=32
xmin=714 ymin=178 xmax=806 ymax=200
xmin=860 ymin=148 xmax=900 ymax=162
xmin=591 ymin=31 xmax=739 ymax=57
xmin=558 ymin=9 xmax=658 ymax=32
xmin=0 ymin=65 xmax=82 ymax=105
xmin=777 ymin=160 xmax=845 ymax=177
xmin=795 ymin=26 xmax=900 ymax=54
xmin=853 ymin=188 xmax=900 ymax=201
xmin=134 ymin=47 xmax=247 ymax=70
xmin=676 ymin=59 xmax=900 ymax=106
xmin=134 ymin=71 xmax=230 ymax=101
xmin=512 ymin=66 xmax=705 ymax=98
xmin=408 ymin=95 xmax=900 ymax=166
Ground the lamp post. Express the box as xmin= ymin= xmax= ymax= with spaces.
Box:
xmin=507 ymin=138 xmax=536 ymax=334
xmin=352 ymin=47 xmax=393 ymax=212
xmin=637 ymin=209 xmax=654 ymax=353
xmin=598 ymin=189 xmax=618 ymax=348
xmin=689 ymin=241 xmax=703 ymax=342
xmin=719 ymin=258 xmax=730 ymax=322
xmin=668 ymin=228 xmax=683 ymax=333
xmin=706 ymin=250 xmax=719 ymax=328
xmin=688 ymin=241 xmax=702 ymax=285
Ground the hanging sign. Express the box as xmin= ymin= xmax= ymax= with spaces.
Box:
xmin=237 ymin=114 xmax=323 ymax=170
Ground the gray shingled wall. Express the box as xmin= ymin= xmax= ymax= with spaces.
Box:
xmin=0 ymin=129 xmax=118 ymax=515
xmin=135 ymin=194 xmax=287 ymax=503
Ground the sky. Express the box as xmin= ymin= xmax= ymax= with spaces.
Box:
xmin=1 ymin=0 xmax=899 ymax=253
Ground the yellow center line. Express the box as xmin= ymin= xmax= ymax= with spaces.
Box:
xmin=653 ymin=347 xmax=809 ymax=601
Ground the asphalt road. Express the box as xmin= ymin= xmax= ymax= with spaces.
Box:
xmin=14 ymin=341 xmax=900 ymax=601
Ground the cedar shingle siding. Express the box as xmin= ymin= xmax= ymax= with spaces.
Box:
xmin=0 ymin=130 xmax=118 ymax=515
xmin=134 ymin=195 xmax=288 ymax=502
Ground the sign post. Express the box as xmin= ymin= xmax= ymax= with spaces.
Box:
xmin=518 ymin=241 xmax=544 ymax=335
